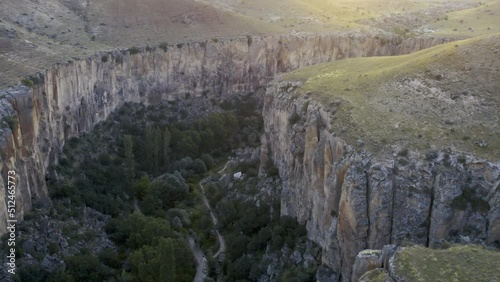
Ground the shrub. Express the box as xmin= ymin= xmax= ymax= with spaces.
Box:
xmin=190 ymin=158 xmax=207 ymax=174
xmin=98 ymin=248 xmax=122 ymax=269
xmin=265 ymin=162 xmax=280 ymax=177
xmin=237 ymin=159 xmax=259 ymax=173
xmin=398 ymin=158 xmax=409 ymax=166
xmin=115 ymin=55 xmax=123 ymax=64
xmin=400 ymin=241 xmax=415 ymax=247
xmin=64 ymin=255 xmax=104 ymax=282
xmin=3 ymin=115 xmax=18 ymax=131
xmin=441 ymin=241 xmax=452 ymax=249
xmin=150 ymin=174 xmax=189 ymax=209
xmin=425 ymin=150 xmax=438 ymax=161
xmin=128 ymin=46 xmax=140 ymax=55
xmin=246 ymin=168 xmax=258 ymax=177
xmin=200 ymin=154 xmax=214 ymax=169
xmin=159 ymin=42 xmax=168 ymax=52
xmin=101 ymin=55 xmax=108 ymax=63
xmin=457 ymin=155 xmax=467 ymax=164
xmin=220 ymin=100 xmax=233 ymax=110
xmin=98 ymin=153 xmax=112 ymax=166
xmin=450 ymin=187 xmax=490 ymax=212
xmin=48 ymin=242 xmax=59 ymax=255
xmin=226 ymin=255 xmax=254 ymax=281
xmin=15 ymin=264 xmax=47 ymax=282
xmin=288 ymin=112 xmax=301 ymax=125
xmin=451 ymin=195 xmax=467 ymax=210
xmin=21 ymin=78 xmax=34 ymax=87
xmin=166 ymin=208 xmax=191 ymax=226
xmin=398 ymin=148 xmax=409 ymax=157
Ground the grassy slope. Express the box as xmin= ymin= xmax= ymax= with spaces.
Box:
xmin=392 ymin=245 xmax=500 ymax=281
xmin=429 ymin=0 xmax=500 ymax=37
xmin=0 ymin=0 xmax=282 ymax=86
xmin=0 ymin=0 xmax=489 ymax=86
xmin=298 ymin=0 xmax=431 ymax=29
xmin=201 ymin=0 xmax=443 ymax=31
xmin=85 ymin=0 xmax=283 ymax=46
xmin=284 ymin=34 xmax=500 ymax=160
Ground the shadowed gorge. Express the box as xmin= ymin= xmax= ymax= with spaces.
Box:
xmin=0 ymin=0 xmax=500 ymax=281
xmin=262 ymin=34 xmax=500 ymax=280
xmin=0 ymin=33 xmax=452 ymax=233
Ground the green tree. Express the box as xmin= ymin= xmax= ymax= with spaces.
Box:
xmin=133 ymin=175 xmax=150 ymax=200
xmin=172 ymin=239 xmax=196 ymax=282
xmin=150 ymin=173 xmax=189 ymax=209
xmin=199 ymin=129 xmax=215 ymax=153
xmin=140 ymin=193 xmax=164 ymax=217
xmin=124 ymin=134 xmax=135 ymax=181
xmin=15 ymin=264 xmax=47 ymax=282
xmin=159 ymin=238 xmax=176 ymax=282
xmin=146 ymin=127 xmax=154 ymax=172
xmin=64 ymin=255 xmax=103 ymax=282
xmin=177 ymin=130 xmax=201 ymax=157
xmin=163 ymin=128 xmax=171 ymax=167
xmin=126 ymin=214 xmax=173 ymax=249
xmin=106 ymin=212 xmax=172 ymax=249
xmin=153 ymin=128 xmax=162 ymax=174
xmin=226 ymin=255 xmax=254 ymax=281
xmin=129 ymin=245 xmax=161 ymax=282
xmin=190 ymin=158 xmax=207 ymax=174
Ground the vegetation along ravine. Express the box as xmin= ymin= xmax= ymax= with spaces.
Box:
xmin=1 ymin=0 xmax=500 ymax=281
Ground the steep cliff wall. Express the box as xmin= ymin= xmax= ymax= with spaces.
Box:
xmin=261 ymin=81 xmax=500 ymax=281
xmin=0 ymin=32 xmax=451 ymax=235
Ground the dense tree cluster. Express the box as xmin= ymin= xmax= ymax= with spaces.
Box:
xmin=211 ymin=190 xmax=311 ymax=281
xmin=106 ymin=212 xmax=195 ymax=281
xmin=15 ymin=96 xmax=287 ymax=281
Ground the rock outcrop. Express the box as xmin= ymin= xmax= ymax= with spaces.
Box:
xmin=351 ymin=250 xmax=383 ymax=282
xmin=261 ymin=83 xmax=500 ymax=281
xmin=386 ymin=245 xmax=500 ymax=281
xmin=0 ymin=32 xmax=452 ymax=234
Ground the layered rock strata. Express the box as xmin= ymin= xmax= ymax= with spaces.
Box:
xmin=0 ymin=33 xmax=452 ymax=234
xmin=261 ymin=83 xmax=499 ymax=281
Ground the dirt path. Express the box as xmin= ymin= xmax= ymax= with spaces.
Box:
xmin=217 ymin=160 xmax=233 ymax=174
xmin=133 ymin=197 xmax=142 ymax=214
xmin=153 ymin=160 xmax=231 ymax=281
xmin=199 ymin=181 xmax=226 ymax=259
xmin=188 ymin=235 xmax=209 ymax=282
xmin=143 ymin=174 xmax=210 ymax=281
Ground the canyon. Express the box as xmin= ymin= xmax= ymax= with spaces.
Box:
xmin=262 ymin=84 xmax=499 ymax=280
xmin=0 ymin=31 xmax=498 ymax=280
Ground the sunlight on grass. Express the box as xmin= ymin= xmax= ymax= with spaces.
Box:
xmin=429 ymin=0 xmax=500 ymax=37
xmin=393 ymin=245 xmax=500 ymax=281
xmin=283 ymin=34 xmax=500 ymax=159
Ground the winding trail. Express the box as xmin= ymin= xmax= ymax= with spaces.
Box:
xmin=199 ymin=181 xmax=226 ymax=259
xmin=134 ymin=163 xmax=230 ymax=281
xmin=217 ymin=160 xmax=234 ymax=174
xmin=133 ymin=197 xmax=142 ymax=214
xmin=189 ymin=160 xmax=231 ymax=281
xmin=189 ymin=235 xmax=209 ymax=282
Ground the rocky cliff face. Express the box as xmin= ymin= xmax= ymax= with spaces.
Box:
xmin=0 ymin=31 xmax=452 ymax=252
xmin=261 ymin=82 xmax=500 ymax=281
